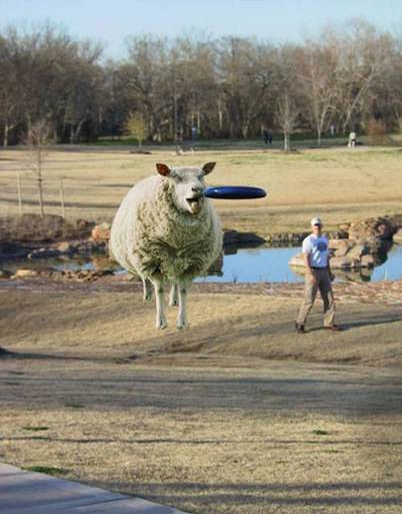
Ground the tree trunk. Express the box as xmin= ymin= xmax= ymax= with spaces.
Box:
xmin=317 ymin=124 xmax=322 ymax=146
xmin=284 ymin=131 xmax=290 ymax=152
xmin=38 ymin=178 xmax=45 ymax=217
xmin=3 ymin=122 xmax=9 ymax=147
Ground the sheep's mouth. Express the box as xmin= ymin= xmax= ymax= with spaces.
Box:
xmin=186 ymin=194 xmax=204 ymax=213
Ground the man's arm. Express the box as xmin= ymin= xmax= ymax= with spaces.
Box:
xmin=303 ymin=251 xmax=316 ymax=283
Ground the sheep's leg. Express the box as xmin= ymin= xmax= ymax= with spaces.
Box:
xmin=151 ymin=278 xmax=167 ymax=329
xmin=168 ymin=282 xmax=178 ymax=307
xmin=176 ymin=281 xmax=190 ymax=329
xmin=142 ymin=277 xmax=153 ymax=301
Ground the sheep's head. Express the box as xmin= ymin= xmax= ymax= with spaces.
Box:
xmin=156 ymin=162 xmax=216 ymax=215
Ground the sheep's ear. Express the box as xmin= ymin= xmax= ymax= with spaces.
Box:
xmin=156 ymin=163 xmax=171 ymax=176
xmin=202 ymin=162 xmax=216 ymax=175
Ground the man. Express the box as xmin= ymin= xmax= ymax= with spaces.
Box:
xmin=295 ymin=217 xmax=340 ymax=333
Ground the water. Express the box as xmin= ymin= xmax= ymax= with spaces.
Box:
xmin=2 ymin=244 xmax=402 ymax=284
xmin=196 ymin=246 xmax=305 ymax=283
xmin=195 ymin=244 xmax=402 ymax=283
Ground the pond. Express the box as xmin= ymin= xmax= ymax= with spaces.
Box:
xmin=2 ymin=243 xmax=401 ymax=284
xmin=195 ymin=244 xmax=402 ymax=283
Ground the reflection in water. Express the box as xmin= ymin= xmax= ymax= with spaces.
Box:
xmin=1 ymin=244 xmax=401 ymax=284
xmin=197 ymin=244 xmax=402 ymax=284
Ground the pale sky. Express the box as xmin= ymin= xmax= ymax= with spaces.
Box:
xmin=1 ymin=0 xmax=401 ymax=59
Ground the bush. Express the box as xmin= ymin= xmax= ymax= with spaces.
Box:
xmin=0 ymin=214 xmax=94 ymax=243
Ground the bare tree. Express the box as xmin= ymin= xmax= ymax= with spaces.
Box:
xmin=274 ymin=47 xmax=302 ymax=151
xmin=298 ymin=40 xmax=338 ymax=145
xmin=24 ymin=119 xmax=53 ymax=217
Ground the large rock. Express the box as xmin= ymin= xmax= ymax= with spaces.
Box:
xmin=91 ymin=223 xmax=111 ymax=243
xmin=393 ymin=228 xmax=402 ymax=244
xmin=348 ymin=217 xmax=397 ymax=242
xmin=11 ymin=269 xmax=39 ymax=279
xmin=328 ymin=239 xmax=352 ymax=257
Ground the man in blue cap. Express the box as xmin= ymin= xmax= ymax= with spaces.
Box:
xmin=295 ymin=217 xmax=340 ymax=333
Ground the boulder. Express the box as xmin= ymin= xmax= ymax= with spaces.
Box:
xmin=329 ymin=239 xmax=352 ymax=257
xmin=348 ymin=217 xmax=397 ymax=242
xmin=360 ymin=254 xmax=375 ymax=268
xmin=347 ymin=244 xmax=368 ymax=260
xmin=56 ymin=241 xmax=75 ymax=254
xmin=11 ymin=269 xmax=39 ymax=279
xmin=289 ymin=253 xmax=305 ymax=268
xmin=393 ymin=228 xmax=402 ymax=244
xmin=329 ymin=255 xmax=355 ymax=269
xmin=91 ymin=223 xmax=111 ymax=243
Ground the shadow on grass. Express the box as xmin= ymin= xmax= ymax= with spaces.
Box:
xmin=101 ymin=480 xmax=402 ymax=509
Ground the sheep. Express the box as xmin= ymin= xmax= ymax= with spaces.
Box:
xmin=110 ymin=162 xmax=223 ymax=329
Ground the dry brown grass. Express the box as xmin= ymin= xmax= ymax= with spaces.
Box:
xmin=1 ymin=282 xmax=402 ymax=513
xmin=0 ymin=146 xmax=401 ymax=235
xmin=1 ymin=144 xmax=402 ymax=513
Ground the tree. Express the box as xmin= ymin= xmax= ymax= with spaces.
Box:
xmin=298 ymin=40 xmax=338 ymax=145
xmin=24 ymin=118 xmax=53 ymax=217
xmin=124 ymin=112 xmax=147 ymax=148
xmin=274 ymin=47 xmax=302 ymax=151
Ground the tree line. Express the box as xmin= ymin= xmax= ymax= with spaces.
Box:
xmin=0 ymin=20 xmax=401 ymax=147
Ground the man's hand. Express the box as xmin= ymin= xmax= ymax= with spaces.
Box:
xmin=307 ymin=272 xmax=317 ymax=285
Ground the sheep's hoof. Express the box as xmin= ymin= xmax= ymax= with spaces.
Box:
xmin=176 ymin=321 xmax=189 ymax=330
xmin=156 ymin=319 xmax=168 ymax=329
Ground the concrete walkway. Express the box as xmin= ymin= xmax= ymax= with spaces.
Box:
xmin=0 ymin=463 xmax=190 ymax=513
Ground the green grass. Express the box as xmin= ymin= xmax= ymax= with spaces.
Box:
xmin=312 ymin=429 xmax=330 ymax=435
xmin=24 ymin=466 xmax=68 ymax=476
xmin=22 ymin=426 xmax=49 ymax=432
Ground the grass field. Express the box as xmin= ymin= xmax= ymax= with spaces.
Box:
xmin=1 ymin=141 xmax=402 ymax=514
xmin=1 ymin=281 xmax=402 ymax=514
xmin=0 ymin=144 xmax=401 ymax=235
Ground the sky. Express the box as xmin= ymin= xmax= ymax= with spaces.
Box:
xmin=1 ymin=0 xmax=401 ymax=59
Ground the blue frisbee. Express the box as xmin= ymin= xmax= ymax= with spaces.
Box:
xmin=204 ymin=186 xmax=267 ymax=200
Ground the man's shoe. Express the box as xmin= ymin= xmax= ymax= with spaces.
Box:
xmin=295 ymin=322 xmax=306 ymax=334
xmin=325 ymin=324 xmax=341 ymax=331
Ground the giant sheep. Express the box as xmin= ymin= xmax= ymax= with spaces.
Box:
xmin=110 ymin=162 xmax=222 ymax=329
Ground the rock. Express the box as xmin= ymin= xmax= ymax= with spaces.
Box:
xmin=56 ymin=242 xmax=74 ymax=254
xmin=349 ymin=216 xmax=397 ymax=242
xmin=393 ymin=228 xmax=402 ymax=244
xmin=91 ymin=222 xmax=111 ymax=243
xmin=0 ymin=270 xmax=11 ymax=279
xmin=338 ymin=223 xmax=351 ymax=233
xmin=360 ymin=254 xmax=375 ymax=268
xmin=347 ymin=244 xmax=368 ymax=260
xmin=329 ymin=255 xmax=355 ymax=269
xmin=289 ymin=253 xmax=305 ymax=267
xmin=11 ymin=269 xmax=39 ymax=279
xmin=329 ymin=239 xmax=352 ymax=257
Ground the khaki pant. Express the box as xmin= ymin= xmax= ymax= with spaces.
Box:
xmin=296 ymin=268 xmax=335 ymax=327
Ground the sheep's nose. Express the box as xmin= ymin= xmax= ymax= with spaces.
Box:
xmin=192 ymin=186 xmax=203 ymax=193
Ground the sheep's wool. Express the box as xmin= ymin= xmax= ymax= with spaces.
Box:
xmin=110 ymin=174 xmax=222 ymax=282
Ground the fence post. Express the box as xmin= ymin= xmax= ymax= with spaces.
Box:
xmin=59 ymin=177 xmax=65 ymax=219
xmin=17 ymin=172 xmax=23 ymax=215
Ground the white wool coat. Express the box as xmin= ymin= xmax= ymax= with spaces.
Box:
xmin=110 ymin=175 xmax=222 ymax=282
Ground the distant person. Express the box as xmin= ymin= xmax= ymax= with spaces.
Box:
xmin=348 ymin=131 xmax=357 ymax=148
xmin=295 ymin=217 xmax=340 ymax=334
xmin=267 ymin=129 xmax=273 ymax=145
xmin=263 ymin=128 xmax=273 ymax=145
xmin=330 ymin=123 xmax=336 ymax=136
xmin=191 ymin=126 xmax=197 ymax=141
